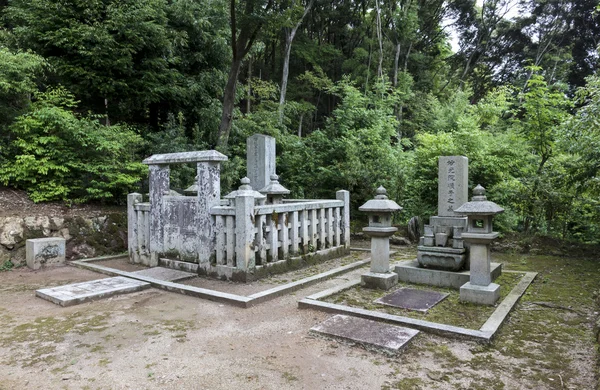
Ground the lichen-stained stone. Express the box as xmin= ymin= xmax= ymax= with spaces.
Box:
xmin=26 ymin=237 xmax=66 ymax=270
xmin=310 ymin=314 xmax=419 ymax=354
xmin=36 ymin=276 xmax=150 ymax=306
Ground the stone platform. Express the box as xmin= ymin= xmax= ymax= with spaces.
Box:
xmin=36 ymin=277 xmax=150 ymax=307
xmin=394 ymin=260 xmax=502 ymax=289
xmin=310 ymin=314 xmax=419 ymax=354
xmin=130 ymin=267 xmax=196 ymax=282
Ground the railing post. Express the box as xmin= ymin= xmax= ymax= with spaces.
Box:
xmin=197 ymin=161 xmax=222 ymax=265
xmin=127 ymin=193 xmax=142 ymax=263
xmin=148 ymin=164 xmax=170 ymax=267
xmin=337 ymin=190 xmax=350 ymax=248
xmin=290 ymin=211 xmax=299 ymax=255
xmin=235 ymin=194 xmax=256 ymax=271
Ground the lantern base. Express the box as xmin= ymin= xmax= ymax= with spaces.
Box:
xmin=361 ymin=272 xmax=398 ymax=290
xmin=459 ymin=282 xmax=500 ymax=305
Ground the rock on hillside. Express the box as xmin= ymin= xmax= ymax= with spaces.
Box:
xmin=0 ymin=187 xmax=128 ymax=267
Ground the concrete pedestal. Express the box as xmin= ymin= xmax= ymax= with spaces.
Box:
xmin=460 ymin=282 xmax=500 ymax=305
xmin=361 ymin=272 xmax=398 ymax=290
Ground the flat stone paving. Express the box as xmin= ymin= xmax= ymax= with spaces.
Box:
xmin=36 ymin=276 xmax=150 ymax=307
xmin=374 ymin=287 xmax=449 ymax=312
xmin=130 ymin=267 xmax=196 ymax=282
xmin=310 ymin=314 xmax=419 ymax=354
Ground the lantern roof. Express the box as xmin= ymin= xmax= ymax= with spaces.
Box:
xmin=259 ymin=174 xmax=291 ymax=195
xmin=359 ymin=186 xmax=403 ymax=213
xmin=454 ymin=185 xmax=504 ymax=216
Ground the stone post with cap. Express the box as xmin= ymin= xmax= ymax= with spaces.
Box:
xmin=224 ymin=177 xmax=266 ymax=271
xmin=359 ymin=186 xmax=403 ymax=290
xmin=454 ymin=184 xmax=504 ymax=305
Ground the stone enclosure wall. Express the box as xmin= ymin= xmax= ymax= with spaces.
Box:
xmin=0 ymin=213 xmax=127 ymax=267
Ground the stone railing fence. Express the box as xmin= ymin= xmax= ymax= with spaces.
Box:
xmin=126 ymin=141 xmax=351 ymax=281
xmin=210 ymin=192 xmax=350 ymax=273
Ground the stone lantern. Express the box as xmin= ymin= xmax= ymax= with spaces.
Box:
xmin=259 ymin=174 xmax=290 ymax=205
xmin=359 ymin=186 xmax=403 ymax=290
xmin=454 ymin=185 xmax=504 ymax=305
xmin=224 ymin=177 xmax=266 ymax=206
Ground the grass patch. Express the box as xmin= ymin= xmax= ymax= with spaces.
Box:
xmin=323 ymin=271 xmax=523 ymax=329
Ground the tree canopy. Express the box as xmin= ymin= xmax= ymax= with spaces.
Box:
xmin=0 ymin=0 xmax=599 ymax=241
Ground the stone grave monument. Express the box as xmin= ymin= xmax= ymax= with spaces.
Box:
xmin=417 ymin=156 xmax=469 ymax=271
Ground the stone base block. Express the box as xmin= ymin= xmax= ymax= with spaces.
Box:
xmin=417 ymin=246 xmax=466 ymax=271
xmin=460 ymin=282 xmax=500 ymax=305
xmin=361 ymin=272 xmax=398 ymax=290
xmin=26 ymin=237 xmax=66 ymax=270
xmin=395 ymin=260 xmax=502 ymax=289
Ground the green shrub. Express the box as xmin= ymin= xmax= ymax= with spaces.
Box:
xmin=0 ymin=87 xmax=147 ymax=203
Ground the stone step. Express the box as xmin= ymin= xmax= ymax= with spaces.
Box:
xmin=310 ymin=314 xmax=419 ymax=354
xmin=130 ymin=266 xmax=196 ymax=282
xmin=36 ymin=277 xmax=150 ymax=307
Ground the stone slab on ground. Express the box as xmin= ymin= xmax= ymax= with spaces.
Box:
xmin=130 ymin=267 xmax=196 ymax=282
xmin=310 ymin=314 xmax=419 ymax=354
xmin=36 ymin=276 xmax=150 ymax=307
xmin=375 ymin=287 xmax=449 ymax=312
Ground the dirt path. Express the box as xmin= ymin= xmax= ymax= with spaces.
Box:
xmin=0 ymin=252 xmax=597 ymax=390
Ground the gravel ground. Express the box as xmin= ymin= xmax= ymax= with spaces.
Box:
xmin=0 ymin=249 xmax=597 ymax=390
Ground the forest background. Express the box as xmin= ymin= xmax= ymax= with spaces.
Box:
xmin=0 ymin=0 xmax=599 ymax=242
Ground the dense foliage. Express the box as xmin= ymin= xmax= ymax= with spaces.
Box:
xmin=0 ymin=0 xmax=599 ymax=241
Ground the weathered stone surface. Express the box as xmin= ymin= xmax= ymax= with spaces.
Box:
xmin=438 ymin=156 xmax=468 ymax=217
xmin=460 ymin=282 xmax=500 ymax=305
xmin=131 ymin=267 xmax=196 ymax=282
xmin=395 ymin=260 xmax=502 ymax=289
xmin=247 ymin=134 xmax=276 ymax=191
xmin=407 ymin=216 xmax=421 ymax=243
xmin=0 ymin=217 xmax=24 ymax=248
xmin=417 ymin=246 xmax=466 ymax=271
xmin=310 ymin=314 xmax=419 ymax=354
xmin=142 ymin=150 xmax=227 ymax=165
xmin=390 ymin=235 xmax=411 ymax=246
xmin=36 ymin=276 xmax=150 ymax=307
xmin=26 ymin=237 xmax=66 ymax=270
xmin=375 ymin=288 xmax=449 ymax=312
xmin=361 ymin=272 xmax=398 ymax=290
xmin=66 ymin=242 xmax=96 ymax=259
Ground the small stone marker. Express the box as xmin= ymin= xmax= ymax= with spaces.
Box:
xmin=36 ymin=276 xmax=150 ymax=307
xmin=26 ymin=237 xmax=66 ymax=270
xmin=310 ymin=314 xmax=419 ymax=354
xmin=131 ymin=267 xmax=196 ymax=282
xmin=374 ymin=288 xmax=449 ymax=312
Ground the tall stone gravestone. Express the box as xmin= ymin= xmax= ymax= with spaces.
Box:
xmin=247 ymin=134 xmax=276 ymax=191
xmin=417 ymin=156 xmax=469 ymax=271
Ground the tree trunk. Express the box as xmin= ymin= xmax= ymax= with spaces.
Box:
xmin=246 ymin=55 xmax=252 ymax=114
xmin=217 ymin=57 xmax=244 ymax=151
xmin=279 ymin=0 xmax=313 ymax=124
xmin=278 ymin=32 xmax=295 ymax=123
